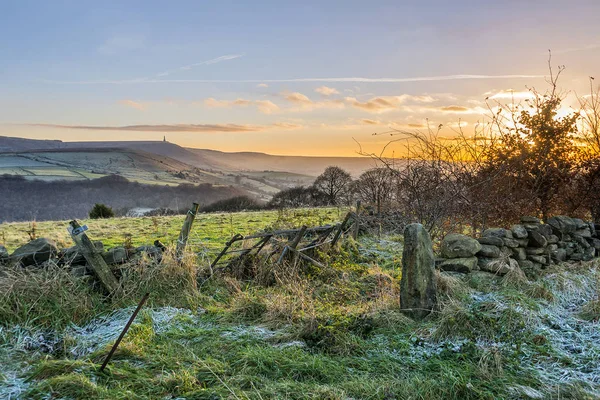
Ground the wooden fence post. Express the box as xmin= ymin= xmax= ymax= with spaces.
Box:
xmin=331 ymin=212 xmax=352 ymax=246
xmin=277 ymin=225 xmax=307 ymax=264
xmin=352 ymin=201 xmax=361 ymax=240
xmin=176 ymin=202 xmax=200 ymax=259
xmin=68 ymin=220 xmax=119 ymax=293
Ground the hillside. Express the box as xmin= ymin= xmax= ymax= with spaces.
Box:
xmin=0 ymin=136 xmax=378 ymax=177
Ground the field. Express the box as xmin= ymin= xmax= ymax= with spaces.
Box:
xmin=0 ymin=207 xmax=346 ymax=252
xmin=1 ymin=209 xmax=600 ymax=399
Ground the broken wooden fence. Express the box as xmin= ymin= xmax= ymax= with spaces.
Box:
xmin=205 ymin=211 xmax=359 ymax=273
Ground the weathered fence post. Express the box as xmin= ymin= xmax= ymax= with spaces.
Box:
xmin=68 ymin=220 xmax=119 ymax=293
xmin=277 ymin=225 xmax=307 ymax=264
xmin=176 ymin=202 xmax=200 ymax=260
xmin=331 ymin=212 xmax=352 ymax=246
xmin=352 ymin=200 xmax=361 ymax=240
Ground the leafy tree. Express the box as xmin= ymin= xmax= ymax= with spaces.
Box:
xmin=89 ymin=203 xmax=115 ymax=219
xmin=313 ymin=166 xmax=353 ymax=205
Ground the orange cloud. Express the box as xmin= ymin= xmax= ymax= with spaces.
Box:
xmin=346 ymin=95 xmax=436 ymax=113
xmin=283 ymin=92 xmax=345 ymax=111
xmin=118 ymin=99 xmax=145 ymax=111
xmin=315 ymin=86 xmax=340 ymax=96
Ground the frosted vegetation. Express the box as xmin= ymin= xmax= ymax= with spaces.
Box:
xmin=1 ymin=230 xmax=599 ymax=399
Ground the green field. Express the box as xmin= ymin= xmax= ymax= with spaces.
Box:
xmin=1 ymin=209 xmax=600 ymax=399
xmin=0 ymin=207 xmax=346 ymax=253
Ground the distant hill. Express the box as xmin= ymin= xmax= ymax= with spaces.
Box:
xmin=185 ymin=148 xmax=379 ymax=176
xmin=0 ymin=136 xmax=379 ymax=177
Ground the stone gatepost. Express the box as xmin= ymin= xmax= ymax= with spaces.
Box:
xmin=400 ymin=223 xmax=437 ymax=320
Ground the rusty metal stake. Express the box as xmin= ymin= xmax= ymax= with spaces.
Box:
xmin=100 ymin=292 xmax=150 ymax=372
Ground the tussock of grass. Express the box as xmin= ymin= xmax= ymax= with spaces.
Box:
xmin=580 ymin=298 xmax=600 ymax=321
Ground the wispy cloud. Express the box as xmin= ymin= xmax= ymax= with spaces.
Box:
xmin=552 ymin=44 xmax=600 ymax=55
xmin=345 ymin=95 xmax=436 ymax=113
xmin=155 ymin=54 xmax=244 ymax=78
xmin=256 ymin=83 xmax=269 ymax=88
xmin=204 ymin=98 xmax=252 ymax=108
xmin=26 ymin=122 xmax=299 ymax=133
xmin=486 ymin=89 xmax=535 ymax=100
xmin=255 ymin=100 xmax=280 ymax=114
xmin=204 ymin=97 xmax=280 ymax=114
xmin=118 ymin=99 xmax=146 ymax=111
xmin=315 ymin=86 xmax=339 ymax=96
xmin=282 ymin=92 xmax=345 ymax=111
xmin=42 ymin=74 xmax=546 ymax=85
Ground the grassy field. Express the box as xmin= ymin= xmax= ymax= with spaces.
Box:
xmin=0 ymin=207 xmax=346 ymax=252
xmin=1 ymin=209 xmax=600 ymax=399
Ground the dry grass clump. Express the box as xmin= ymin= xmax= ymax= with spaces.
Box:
xmin=0 ymin=262 xmax=104 ymax=328
xmin=579 ymin=298 xmax=600 ymax=321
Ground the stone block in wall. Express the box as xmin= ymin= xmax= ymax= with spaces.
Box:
xmin=528 ymin=231 xmax=548 ymax=248
xmin=551 ymin=248 xmax=567 ymax=262
xmin=521 ymin=216 xmax=541 ymax=224
xmin=538 ymin=224 xmax=553 ymax=239
xmin=575 ymin=227 xmax=592 ymax=238
xmin=587 ymin=238 xmax=600 ymax=251
xmin=547 ymin=244 xmax=558 ymax=252
xmin=477 ymin=244 xmax=501 ymax=258
xmin=547 ymin=235 xmax=559 ymax=244
xmin=516 ymin=238 xmax=530 ymax=247
xmin=482 ymin=228 xmax=513 ymax=239
xmin=584 ymin=247 xmax=595 ymax=261
xmin=547 ymin=216 xmax=577 ymax=235
xmin=437 ymin=257 xmax=478 ymax=273
xmin=526 ymin=247 xmax=545 ymax=255
xmin=441 ymin=234 xmax=482 ymax=258
xmin=500 ymin=246 xmax=513 ymax=258
xmin=512 ymin=247 xmax=527 ymax=261
xmin=502 ymin=238 xmax=519 ymax=248
xmin=511 ymin=224 xmax=529 ymax=239
xmin=477 ymin=236 xmax=504 ymax=246
xmin=572 ymin=235 xmax=591 ymax=249
xmin=572 ymin=218 xmax=588 ymax=230
xmin=570 ymin=253 xmax=583 ymax=261
xmin=478 ymin=257 xmax=518 ymax=275
xmin=528 ymin=255 xmax=548 ymax=265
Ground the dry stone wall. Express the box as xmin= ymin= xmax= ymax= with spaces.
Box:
xmin=437 ymin=215 xmax=600 ymax=278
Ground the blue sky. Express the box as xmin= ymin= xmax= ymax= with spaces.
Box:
xmin=1 ymin=0 xmax=599 ymax=155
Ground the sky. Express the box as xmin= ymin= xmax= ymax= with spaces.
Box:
xmin=1 ymin=0 xmax=599 ymax=156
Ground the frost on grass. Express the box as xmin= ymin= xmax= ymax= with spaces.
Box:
xmin=67 ymin=306 xmax=194 ymax=358
xmin=0 ymin=327 xmax=34 ymax=399
xmin=366 ymin=266 xmax=600 ymax=397
xmin=526 ymin=269 xmax=600 ymax=392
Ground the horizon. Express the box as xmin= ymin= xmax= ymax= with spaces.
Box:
xmin=2 ymin=1 xmax=600 ymax=156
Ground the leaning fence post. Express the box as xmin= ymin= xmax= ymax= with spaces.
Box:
xmin=68 ymin=220 xmax=119 ymax=294
xmin=277 ymin=225 xmax=307 ymax=264
xmin=352 ymin=200 xmax=361 ymax=240
xmin=331 ymin=212 xmax=352 ymax=246
xmin=176 ymin=202 xmax=200 ymax=260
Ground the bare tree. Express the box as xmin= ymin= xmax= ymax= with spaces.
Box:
xmin=355 ymin=168 xmax=395 ymax=214
xmin=313 ymin=166 xmax=353 ymax=206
